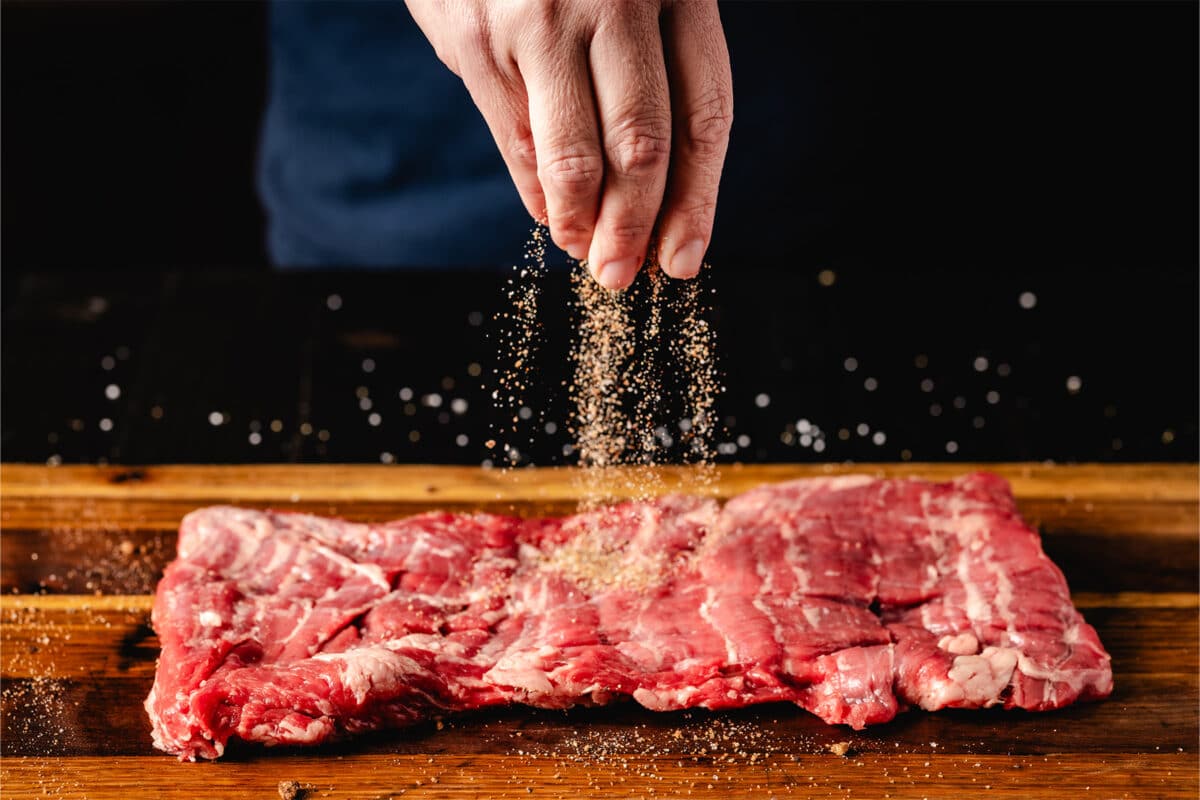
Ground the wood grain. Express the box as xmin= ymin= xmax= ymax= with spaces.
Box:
xmin=3 ymin=752 xmax=1195 ymax=800
xmin=1 ymin=463 xmax=1197 ymax=798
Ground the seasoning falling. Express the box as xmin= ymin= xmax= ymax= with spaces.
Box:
xmin=567 ymin=254 xmax=722 ymax=507
xmin=491 ymin=230 xmax=723 ymax=505
xmin=490 ymin=226 xmax=551 ymax=466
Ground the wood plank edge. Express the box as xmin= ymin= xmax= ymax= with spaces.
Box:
xmin=3 ymin=463 xmax=1197 ymax=502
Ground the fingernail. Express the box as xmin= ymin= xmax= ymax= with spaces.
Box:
xmin=592 ymin=256 xmax=641 ymax=290
xmin=664 ymin=239 xmax=705 ymax=279
xmin=566 ymin=243 xmax=587 ymax=261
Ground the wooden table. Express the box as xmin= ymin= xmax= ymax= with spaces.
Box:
xmin=2 ymin=463 xmax=1197 ymax=799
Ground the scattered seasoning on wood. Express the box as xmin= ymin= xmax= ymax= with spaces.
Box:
xmin=277 ymin=779 xmax=305 ymax=800
xmin=829 ymin=741 xmax=853 ymax=757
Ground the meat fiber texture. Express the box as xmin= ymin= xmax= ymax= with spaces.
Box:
xmin=146 ymin=472 xmax=1112 ymax=760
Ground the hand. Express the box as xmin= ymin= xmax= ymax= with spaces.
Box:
xmin=406 ymin=0 xmax=733 ymax=289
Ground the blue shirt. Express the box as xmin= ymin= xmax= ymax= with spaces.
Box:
xmin=258 ymin=0 xmax=530 ymax=268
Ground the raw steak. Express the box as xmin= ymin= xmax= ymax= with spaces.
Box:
xmin=145 ymin=472 xmax=1112 ymax=760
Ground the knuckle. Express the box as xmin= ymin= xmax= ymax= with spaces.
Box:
xmin=548 ymin=215 xmax=592 ymax=246
xmin=539 ymin=150 xmax=605 ymax=197
xmin=517 ymin=0 xmax=562 ymax=29
xmin=608 ymin=122 xmax=672 ymax=177
xmin=684 ymin=91 xmax=733 ymax=157
xmin=441 ymin=9 xmax=494 ymax=76
xmin=458 ymin=9 xmax=492 ymax=59
xmin=508 ymin=131 xmax=538 ymax=170
xmin=671 ymin=199 xmax=718 ymax=233
xmin=606 ymin=216 xmax=656 ymax=246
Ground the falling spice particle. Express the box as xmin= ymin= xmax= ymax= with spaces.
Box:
xmin=568 ymin=254 xmax=721 ymax=506
xmin=490 ymin=226 xmax=550 ymax=466
xmin=492 ymin=228 xmax=721 ymax=506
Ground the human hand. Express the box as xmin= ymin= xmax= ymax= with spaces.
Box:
xmin=406 ymin=0 xmax=732 ymax=289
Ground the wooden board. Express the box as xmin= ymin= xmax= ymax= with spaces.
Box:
xmin=2 ymin=463 xmax=1197 ymax=799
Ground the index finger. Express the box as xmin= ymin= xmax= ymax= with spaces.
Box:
xmin=656 ymin=0 xmax=733 ymax=280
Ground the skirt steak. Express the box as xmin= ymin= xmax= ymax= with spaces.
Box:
xmin=145 ymin=472 xmax=1112 ymax=760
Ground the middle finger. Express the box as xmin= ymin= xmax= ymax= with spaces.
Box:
xmin=586 ymin=8 xmax=672 ymax=290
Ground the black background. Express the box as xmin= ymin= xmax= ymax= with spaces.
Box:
xmin=2 ymin=0 xmax=1196 ymax=466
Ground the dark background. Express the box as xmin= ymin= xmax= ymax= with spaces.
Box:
xmin=2 ymin=0 xmax=1197 ymax=466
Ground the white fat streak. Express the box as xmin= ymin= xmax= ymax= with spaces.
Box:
xmin=404 ymin=529 xmax=467 ymax=566
xmin=993 ymin=566 xmax=1015 ymax=630
xmin=819 ymin=474 xmax=879 ymax=491
xmin=484 ymin=655 xmax=556 ymax=696
xmin=368 ymin=587 xmax=472 ymax=611
xmin=260 ymin=539 xmax=296 ymax=576
xmin=753 ymin=558 xmax=785 ymax=647
xmin=926 ymin=646 xmax=1019 ymax=709
xmin=309 ymin=541 xmax=390 ymax=592
xmin=942 ymin=495 xmax=994 ymax=630
xmin=779 ymin=519 xmax=812 ymax=595
xmin=777 ymin=475 xmax=877 ymax=502
xmin=480 ymin=596 xmax=559 ymax=698
xmin=517 ymin=577 xmax=555 ymax=616
xmin=920 ymin=603 xmax=934 ymax=631
xmin=298 ymin=514 xmax=401 ymax=565
xmin=724 ymin=475 xmax=876 ymax=520
xmin=697 ymin=586 xmax=739 ymax=664
xmin=633 ymin=685 xmax=700 ymax=711
xmin=920 ymin=496 xmax=948 ymax=594
xmin=628 ymin=597 xmax=665 ymax=671
xmin=249 ymin=716 xmax=331 ymax=745
xmin=517 ymin=542 xmax=543 ymax=564
xmin=802 ymin=605 xmax=824 ymax=629
xmin=920 ymin=563 xmax=940 ymax=596
xmin=1014 ymin=621 xmax=1112 ymax=703
xmin=680 ymin=499 xmax=720 ymax=535
xmin=377 ymin=633 xmax=479 ymax=666
xmin=309 ymin=645 xmax=425 ymax=706
xmin=271 ymin=598 xmax=314 ymax=648
xmin=938 ymin=632 xmax=980 ymax=655
xmin=183 ymin=511 xmax=266 ymax=570
xmin=634 ymin=503 xmax=659 ymax=548
xmin=948 ymin=499 xmax=1023 ymax=662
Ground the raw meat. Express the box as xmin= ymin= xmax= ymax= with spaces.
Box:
xmin=145 ymin=472 xmax=1112 ymax=760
